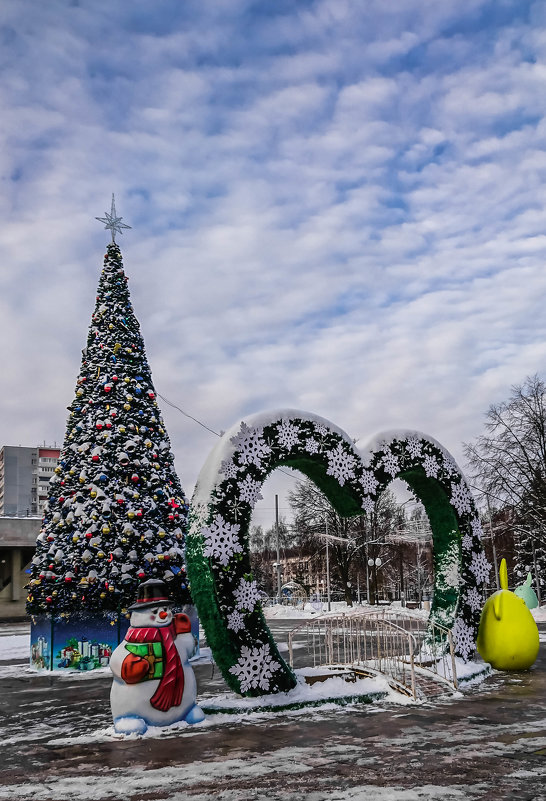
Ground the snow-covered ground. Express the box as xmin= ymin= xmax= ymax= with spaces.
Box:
xmin=263 ymin=600 xmax=546 ymax=622
xmin=0 ymin=609 xmax=545 ymax=801
xmin=0 ymin=633 xmax=29 ymax=660
xmin=2 ymin=601 xmax=545 ymax=665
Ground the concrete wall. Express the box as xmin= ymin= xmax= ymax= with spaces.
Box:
xmin=0 ymin=516 xmax=40 ymax=620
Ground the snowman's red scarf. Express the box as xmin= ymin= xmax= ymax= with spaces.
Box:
xmin=125 ymin=623 xmax=183 ymax=711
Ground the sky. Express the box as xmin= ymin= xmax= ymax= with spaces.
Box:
xmin=2 ymin=0 xmax=546 ymax=528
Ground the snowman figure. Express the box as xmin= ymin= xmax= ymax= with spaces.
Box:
xmin=110 ymin=579 xmax=205 ymax=734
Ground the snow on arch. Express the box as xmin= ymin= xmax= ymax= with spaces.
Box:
xmin=186 ymin=410 xmax=490 ymax=697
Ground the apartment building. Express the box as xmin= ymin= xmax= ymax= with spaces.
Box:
xmin=0 ymin=445 xmax=60 ymax=517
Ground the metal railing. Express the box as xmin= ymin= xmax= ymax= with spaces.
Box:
xmin=288 ymin=608 xmax=457 ymax=700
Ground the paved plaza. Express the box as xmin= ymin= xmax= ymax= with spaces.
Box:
xmin=0 ymin=620 xmax=545 ymax=800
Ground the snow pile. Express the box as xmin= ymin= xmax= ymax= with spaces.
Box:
xmin=263 ymin=601 xmax=430 ymax=620
xmin=202 ymin=669 xmax=392 ymax=714
xmin=531 ymin=605 xmax=546 ymax=622
xmin=0 ymin=633 xmax=29 ymax=661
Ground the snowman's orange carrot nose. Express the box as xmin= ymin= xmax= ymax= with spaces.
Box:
xmin=159 ymin=610 xmax=168 ymax=620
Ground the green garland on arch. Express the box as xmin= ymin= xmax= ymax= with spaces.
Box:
xmin=187 ymin=410 xmax=490 ymax=697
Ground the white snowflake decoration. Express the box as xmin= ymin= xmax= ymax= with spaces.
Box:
xmin=452 ymin=617 xmax=475 ymax=661
xmin=466 ymin=587 xmax=483 ymax=613
xmin=314 ymin=422 xmax=328 ymax=436
xmin=234 ymin=577 xmax=261 ymax=611
xmin=202 ymin=514 xmax=242 ymax=566
xmin=226 ymin=497 xmax=244 ymax=520
xmin=381 ymin=450 xmax=399 ymax=478
xmin=469 ymin=550 xmax=492 ymax=585
xmin=443 ymin=456 xmax=459 ymax=476
xmin=461 ymin=530 xmax=473 ymax=551
xmin=227 ymin=609 xmax=245 ymax=632
xmin=422 ymin=455 xmax=440 ymax=478
xmin=305 ymin=438 xmax=320 ymax=454
xmin=229 ymin=643 xmax=281 ymax=693
xmin=405 ymin=437 xmax=422 ymax=459
xmin=471 ymin=517 xmax=484 ymax=539
xmin=220 ymin=459 xmax=239 ymax=479
xmin=325 ymin=442 xmax=356 ymax=486
xmin=362 ymin=496 xmax=375 ymax=514
xmin=450 ymin=482 xmax=473 ymax=515
xmin=239 ymin=475 xmax=263 ymax=508
xmin=276 ymin=419 xmax=301 ymax=450
xmin=360 ymin=470 xmax=379 ymax=496
xmin=230 ymin=422 xmax=271 ymax=469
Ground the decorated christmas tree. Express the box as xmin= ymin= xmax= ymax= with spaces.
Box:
xmin=26 ymin=198 xmax=191 ymax=617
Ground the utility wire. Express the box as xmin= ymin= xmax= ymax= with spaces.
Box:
xmin=156 ymin=391 xmax=301 ymax=484
xmin=157 ymin=393 xmax=221 ymax=437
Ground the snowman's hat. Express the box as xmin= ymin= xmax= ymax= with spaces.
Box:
xmin=128 ymin=579 xmax=173 ymax=610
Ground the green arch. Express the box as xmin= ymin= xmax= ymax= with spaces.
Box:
xmin=187 ymin=411 xmax=490 ymax=697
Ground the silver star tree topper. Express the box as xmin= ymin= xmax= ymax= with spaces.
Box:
xmin=95 ymin=194 xmax=132 ymax=242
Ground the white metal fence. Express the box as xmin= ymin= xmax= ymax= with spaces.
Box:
xmin=287 ymin=608 xmax=457 ymax=700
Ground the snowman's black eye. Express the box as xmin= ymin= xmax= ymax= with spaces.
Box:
xmin=151 ymin=607 xmax=158 ymax=614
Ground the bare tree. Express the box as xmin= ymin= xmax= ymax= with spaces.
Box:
xmin=288 ymin=478 xmax=404 ymax=604
xmin=464 ymin=374 xmax=546 ymax=596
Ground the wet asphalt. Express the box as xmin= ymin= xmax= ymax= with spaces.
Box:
xmin=0 ymin=620 xmax=545 ymax=800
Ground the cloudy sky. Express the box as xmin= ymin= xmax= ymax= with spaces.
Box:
xmin=2 ymin=0 xmax=546 ymax=526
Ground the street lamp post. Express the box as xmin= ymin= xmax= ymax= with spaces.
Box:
xmin=368 ymin=557 xmax=382 ymax=604
xmin=275 ymin=494 xmax=282 ymax=604
xmin=325 ymin=516 xmax=331 ymax=612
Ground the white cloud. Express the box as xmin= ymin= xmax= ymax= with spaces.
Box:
xmin=0 ymin=0 xmax=545 ymax=526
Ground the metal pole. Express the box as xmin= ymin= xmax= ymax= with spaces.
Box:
xmin=416 ymin=543 xmax=420 ymax=607
xmin=357 ymin=573 xmax=361 ymax=605
xmin=275 ymin=494 xmax=282 ymax=604
xmin=366 ymin=546 xmax=370 ymax=604
xmin=486 ymin=496 xmax=499 ymax=590
xmin=532 ymin=540 xmax=542 ymax=604
xmin=326 ymin=516 xmax=331 ymax=611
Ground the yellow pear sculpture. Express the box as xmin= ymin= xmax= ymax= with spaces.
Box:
xmin=476 ymin=558 xmax=539 ymax=670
